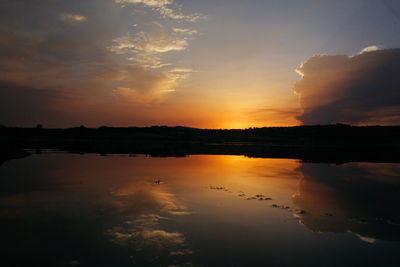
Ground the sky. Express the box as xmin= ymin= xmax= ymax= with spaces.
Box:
xmin=1 ymin=0 xmax=400 ymax=128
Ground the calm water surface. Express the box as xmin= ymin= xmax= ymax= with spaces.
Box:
xmin=0 ymin=153 xmax=400 ymax=266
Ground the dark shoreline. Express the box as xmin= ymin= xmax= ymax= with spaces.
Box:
xmin=1 ymin=124 xmax=400 ymax=164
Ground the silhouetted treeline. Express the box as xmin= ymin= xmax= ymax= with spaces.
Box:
xmin=1 ymin=124 xmax=400 ymax=163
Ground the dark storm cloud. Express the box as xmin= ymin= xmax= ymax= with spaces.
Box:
xmin=294 ymin=48 xmax=400 ymax=125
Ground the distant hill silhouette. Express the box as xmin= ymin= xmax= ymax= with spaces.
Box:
xmin=1 ymin=124 xmax=400 ymax=164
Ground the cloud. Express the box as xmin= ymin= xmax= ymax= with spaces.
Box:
xmin=115 ymin=0 xmax=205 ymax=22
xmin=0 ymin=0 xmax=201 ymax=126
xmin=116 ymin=0 xmax=172 ymax=7
xmin=111 ymin=64 xmax=196 ymax=104
xmin=294 ymin=48 xmax=400 ymax=125
xmin=110 ymin=31 xmax=188 ymax=54
xmin=107 ymin=2 xmax=201 ymax=99
xmin=173 ymin=28 xmax=197 ymax=35
xmin=108 ymin=21 xmax=195 ymax=71
xmin=108 ymin=22 xmax=196 ymax=98
xmin=60 ymin=13 xmax=87 ymax=23
xmin=358 ymin=45 xmax=379 ymax=54
xmin=109 ymin=21 xmax=186 ymax=69
xmin=168 ymin=68 xmax=196 ymax=73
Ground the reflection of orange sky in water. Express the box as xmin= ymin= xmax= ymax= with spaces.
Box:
xmin=0 ymin=154 xmax=303 ymax=263
xmin=4 ymin=154 xmax=400 ymax=244
xmin=49 ymin=154 xmax=302 ymax=209
xmin=83 ymin=155 xmax=301 ymax=202
xmin=0 ymin=154 xmax=302 ymax=222
xmin=1 ymin=153 xmax=400 ymax=266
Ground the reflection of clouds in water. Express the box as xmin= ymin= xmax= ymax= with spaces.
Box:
xmin=354 ymin=233 xmax=376 ymax=244
xmin=125 ymin=213 xmax=167 ymax=227
xmin=108 ymin=214 xmax=191 ymax=256
xmin=157 ymin=191 xmax=192 ymax=216
xmin=107 ymin=181 xmax=194 ymax=259
xmin=110 ymin=228 xmax=185 ymax=248
xmin=0 ymin=160 xmax=194 ymax=264
xmin=170 ymin=249 xmax=195 ymax=256
xmin=111 ymin=180 xmax=191 ymax=216
xmin=169 ymin=210 xmax=192 ymax=216
xmin=292 ymin=163 xmax=400 ymax=241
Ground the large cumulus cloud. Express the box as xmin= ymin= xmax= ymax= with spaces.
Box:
xmin=294 ymin=48 xmax=400 ymax=125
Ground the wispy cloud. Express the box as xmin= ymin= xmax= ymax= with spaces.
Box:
xmin=168 ymin=68 xmax=196 ymax=73
xmin=59 ymin=13 xmax=87 ymax=23
xmin=108 ymin=28 xmax=192 ymax=100
xmin=110 ymin=31 xmax=187 ymax=55
xmin=0 ymin=0 xmax=204 ymax=126
xmin=173 ymin=27 xmax=197 ymax=35
xmin=115 ymin=0 xmax=172 ymax=8
xmin=109 ymin=1 xmax=202 ymax=101
xmin=115 ymin=0 xmax=205 ymax=22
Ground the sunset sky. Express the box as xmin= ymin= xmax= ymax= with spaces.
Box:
xmin=1 ymin=0 xmax=400 ymax=128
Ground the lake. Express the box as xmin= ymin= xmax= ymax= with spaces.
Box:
xmin=0 ymin=153 xmax=399 ymax=266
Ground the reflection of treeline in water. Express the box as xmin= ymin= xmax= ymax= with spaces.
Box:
xmin=1 ymin=124 xmax=400 ymax=163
